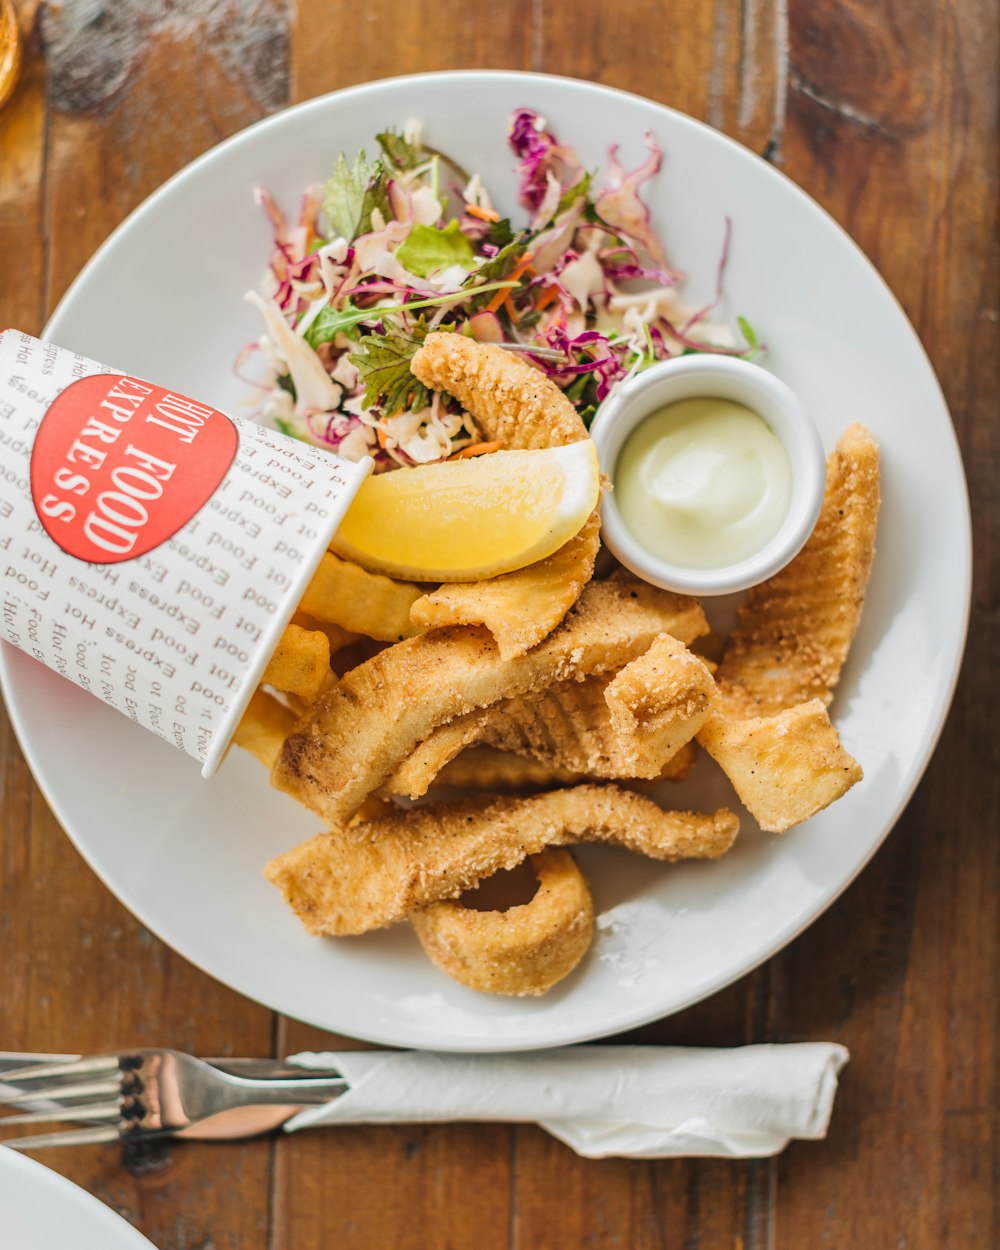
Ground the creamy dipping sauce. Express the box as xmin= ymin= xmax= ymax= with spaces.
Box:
xmin=614 ymin=397 xmax=792 ymax=570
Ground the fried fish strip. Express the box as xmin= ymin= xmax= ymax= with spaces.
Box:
xmin=273 ymin=575 xmax=707 ymax=825
xmin=697 ymin=700 xmax=863 ymax=833
xmin=412 ymin=849 xmax=594 ymax=996
xmin=409 ymin=512 xmax=601 ymax=659
xmin=383 ymin=634 xmax=714 ymax=799
xmin=713 ymin=424 xmax=880 ymax=718
xmin=694 ymin=426 xmax=877 ymax=831
xmin=300 ymin=551 xmax=425 ymax=643
xmin=410 ymin=332 xmax=589 ymax=449
xmin=264 ymin=785 xmax=740 ymax=935
xmin=413 ymin=741 xmax=697 ymax=793
xmin=408 ymin=333 xmax=597 ymax=655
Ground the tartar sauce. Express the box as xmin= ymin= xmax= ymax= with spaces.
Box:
xmin=614 ymin=397 xmax=792 ymax=569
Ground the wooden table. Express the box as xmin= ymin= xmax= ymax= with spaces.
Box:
xmin=1 ymin=2 xmax=996 ymax=1246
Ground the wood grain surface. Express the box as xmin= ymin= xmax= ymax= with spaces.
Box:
xmin=1 ymin=1 xmax=997 ymax=1246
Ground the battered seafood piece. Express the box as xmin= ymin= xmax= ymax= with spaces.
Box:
xmin=408 ymin=333 xmax=599 ymax=655
xmin=712 ymin=424 xmax=880 ymax=718
xmin=431 ymin=742 xmax=697 ymax=792
xmin=409 ymin=513 xmax=601 ymax=660
xmin=412 ymin=849 xmax=594 ymax=996
xmin=273 ymin=575 xmax=708 ymax=826
xmin=264 ymin=785 xmax=740 ymax=935
xmin=698 ymin=700 xmax=862 ymax=833
xmin=383 ymin=633 xmax=714 ymax=799
xmin=410 ymin=332 xmax=589 ymax=449
xmin=695 ymin=424 xmax=879 ymax=832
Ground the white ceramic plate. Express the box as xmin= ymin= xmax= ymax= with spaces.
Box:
xmin=1 ymin=72 xmax=970 ymax=1050
xmin=0 ymin=1148 xmax=157 ymax=1249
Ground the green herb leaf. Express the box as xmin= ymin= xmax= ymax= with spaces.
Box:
xmin=323 ymin=150 xmax=391 ymax=242
xmin=464 ymin=235 xmax=530 ymax=311
xmin=348 ymin=319 xmax=440 ymax=414
xmin=304 ymin=304 xmax=365 ymax=349
xmin=485 ymin=217 xmax=515 ymax=248
xmin=304 ymin=279 xmax=518 ymax=350
xmin=396 ymin=220 xmax=476 ymax=279
xmin=377 ymin=128 xmax=424 ymax=171
xmin=554 ymin=171 xmax=593 ymax=220
xmin=737 ymin=315 xmax=758 ymax=353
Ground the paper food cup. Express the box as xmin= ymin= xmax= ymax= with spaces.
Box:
xmin=0 ymin=329 xmax=371 ymax=776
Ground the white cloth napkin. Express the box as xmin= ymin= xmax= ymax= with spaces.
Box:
xmin=284 ymin=1043 xmax=849 ymax=1159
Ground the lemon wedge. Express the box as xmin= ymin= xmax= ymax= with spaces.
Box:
xmin=332 ymin=440 xmax=601 ymax=582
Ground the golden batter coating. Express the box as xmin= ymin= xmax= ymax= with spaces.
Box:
xmin=273 ymin=575 xmax=707 ymax=826
xmin=380 ymin=631 xmax=712 ymax=800
xmin=411 ymin=849 xmax=594 ymax=996
xmin=430 ymin=742 xmax=697 ymax=792
xmin=409 ymin=512 xmax=601 ymax=659
xmin=263 ymin=785 xmax=740 ymax=936
xmin=698 ymin=700 xmax=862 ymax=833
xmin=408 ymin=334 xmax=598 ymax=654
xmin=410 ymin=332 xmax=589 ymax=449
xmin=714 ymin=424 xmax=880 ymax=719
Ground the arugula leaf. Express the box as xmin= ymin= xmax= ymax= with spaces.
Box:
xmin=348 ymin=319 xmax=440 ymax=414
xmin=464 ymin=235 xmax=529 ymax=311
xmin=396 ymin=220 xmax=476 ymax=278
xmin=305 ymin=280 xmax=519 ymax=349
xmin=322 ymin=150 xmax=391 ymax=242
xmin=485 ymin=217 xmax=515 ymax=248
xmin=377 ymin=128 xmax=424 ymax=171
xmin=304 ymin=304 xmax=366 ymax=349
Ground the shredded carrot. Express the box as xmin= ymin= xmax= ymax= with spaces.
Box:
xmin=376 ymin=428 xmax=387 ymax=449
xmin=466 ymin=204 xmax=501 ymax=223
xmin=534 ymin=283 xmax=561 ymax=311
xmin=483 ymin=251 xmax=535 ymax=313
xmin=501 ymin=292 xmax=521 ymax=323
xmin=448 ymin=440 xmax=503 ymax=460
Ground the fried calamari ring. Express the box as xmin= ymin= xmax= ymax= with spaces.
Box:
xmin=411 ymin=849 xmax=594 ymax=996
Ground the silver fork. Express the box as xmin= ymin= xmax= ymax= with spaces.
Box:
xmin=0 ymin=1049 xmax=347 ymax=1150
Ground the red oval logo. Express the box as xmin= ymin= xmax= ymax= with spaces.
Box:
xmin=30 ymin=374 xmax=239 ymax=564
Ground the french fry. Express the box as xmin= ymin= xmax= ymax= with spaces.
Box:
xmin=299 ymin=551 xmax=425 ymax=642
xmin=233 ymin=688 xmax=296 ymax=769
xmin=262 ymin=623 xmax=331 ymax=702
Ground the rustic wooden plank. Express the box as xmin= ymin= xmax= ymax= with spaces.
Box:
xmin=0 ymin=2 xmax=45 ymax=335
xmin=292 ymin=0 xmax=533 ymax=100
xmin=769 ymin=0 xmax=999 ymax=1245
xmin=271 ymin=1018 xmax=513 ymax=1250
xmin=38 ymin=0 xmax=291 ymax=311
xmin=0 ymin=714 xmax=277 ymax=1249
xmin=1 ymin=3 xmax=293 ymax=1247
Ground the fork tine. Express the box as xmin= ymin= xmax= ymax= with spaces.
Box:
xmin=0 ymin=1125 xmax=122 ymax=1151
xmin=0 ymin=1103 xmax=120 ymax=1128
xmin=0 ymin=1077 xmax=122 ymax=1105
xmin=0 ymin=1056 xmax=116 ymax=1083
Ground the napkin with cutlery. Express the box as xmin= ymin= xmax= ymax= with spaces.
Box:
xmin=284 ymin=1043 xmax=849 ymax=1159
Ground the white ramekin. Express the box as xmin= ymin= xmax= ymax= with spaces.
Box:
xmin=590 ymin=355 xmax=826 ymax=596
